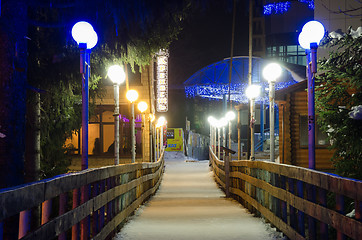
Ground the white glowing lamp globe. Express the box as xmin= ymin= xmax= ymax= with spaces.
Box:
xmin=245 ymin=85 xmax=261 ymax=100
xmin=137 ymin=101 xmax=148 ymax=113
xmin=208 ymin=116 xmax=217 ymax=126
xmin=71 ymin=21 xmax=98 ymax=49
xmin=219 ymin=117 xmax=228 ymax=127
xmin=263 ymin=63 xmax=282 ymax=83
xmin=108 ymin=65 xmax=125 ymax=85
xmin=126 ymin=89 xmax=139 ymax=103
xmin=298 ymin=20 xmax=325 ymax=49
xmin=225 ymin=111 xmax=236 ymax=121
xmin=157 ymin=116 xmax=166 ymax=126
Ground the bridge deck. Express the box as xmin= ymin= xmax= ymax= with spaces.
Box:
xmin=114 ymin=152 xmax=282 ymax=240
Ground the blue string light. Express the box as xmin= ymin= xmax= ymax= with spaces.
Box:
xmin=263 ymin=1 xmax=291 ymax=15
xmin=185 ymin=80 xmax=297 ymax=104
xmin=263 ymin=1 xmax=314 ymax=15
xmin=298 ymin=0 xmax=314 ymax=9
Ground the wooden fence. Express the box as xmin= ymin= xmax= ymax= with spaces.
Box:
xmin=0 ymin=151 xmax=164 ymax=240
xmin=210 ymin=149 xmax=362 ymax=240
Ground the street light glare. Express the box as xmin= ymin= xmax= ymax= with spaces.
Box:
xmin=108 ymin=65 xmax=126 ymax=85
xmin=138 ymin=101 xmax=148 ymax=113
xmin=157 ymin=116 xmax=166 ymax=127
xmin=263 ymin=63 xmax=282 ymax=82
xmin=298 ymin=20 xmax=325 ymax=49
xmin=226 ymin=111 xmax=236 ymax=121
xmin=245 ymin=85 xmax=261 ymax=100
xmin=71 ymin=21 xmax=98 ymax=49
xmin=126 ymin=89 xmax=139 ymax=103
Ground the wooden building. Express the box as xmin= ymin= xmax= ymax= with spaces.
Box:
xmin=275 ymin=80 xmax=334 ymax=171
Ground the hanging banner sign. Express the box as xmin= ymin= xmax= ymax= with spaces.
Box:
xmin=156 ymin=50 xmax=169 ymax=112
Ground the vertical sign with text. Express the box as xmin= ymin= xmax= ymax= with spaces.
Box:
xmin=156 ymin=50 xmax=169 ymax=112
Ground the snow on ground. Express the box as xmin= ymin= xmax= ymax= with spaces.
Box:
xmin=114 ymin=151 xmax=285 ymax=240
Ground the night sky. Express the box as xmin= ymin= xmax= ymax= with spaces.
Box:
xmin=166 ymin=2 xmax=249 ymax=128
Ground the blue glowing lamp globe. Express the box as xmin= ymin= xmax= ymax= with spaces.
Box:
xmin=298 ymin=20 xmax=325 ymax=49
xmin=72 ymin=21 xmax=98 ymax=49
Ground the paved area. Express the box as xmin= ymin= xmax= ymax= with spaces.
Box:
xmin=114 ymin=152 xmax=284 ymax=240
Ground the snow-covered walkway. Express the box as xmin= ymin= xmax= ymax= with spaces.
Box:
xmin=114 ymin=152 xmax=283 ymax=240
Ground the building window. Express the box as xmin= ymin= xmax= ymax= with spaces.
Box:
xmin=266 ymin=44 xmax=306 ymax=65
xmin=299 ymin=115 xmax=329 ymax=148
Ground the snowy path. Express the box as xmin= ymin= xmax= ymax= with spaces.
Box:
xmin=114 ymin=152 xmax=283 ymax=240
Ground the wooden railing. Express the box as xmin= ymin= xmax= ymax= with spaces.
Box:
xmin=0 ymin=151 xmax=164 ymax=240
xmin=210 ymin=148 xmax=362 ymax=240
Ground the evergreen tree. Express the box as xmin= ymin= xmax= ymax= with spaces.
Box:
xmin=316 ymin=28 xmax=362 ymax=179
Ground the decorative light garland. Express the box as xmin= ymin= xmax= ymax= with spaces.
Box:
xmin=185 ymin=80 xmax=297 ymax=104
xmin=263 ymin=0 xmax=314 ymax=15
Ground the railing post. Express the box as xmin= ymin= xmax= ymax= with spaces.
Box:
xmin=297 ymin=180 xmax=305 ymax=237
xmin=18 ymin=210 xmax=31 ymax=239
xmin=0 ymin=221 xmax=3 ymax=240
xmin=72 ymin=188 xmax=79 ymax=240
xmin=80 ymin=184 xmax=89 ymax=240
xmin=336 ymin=194 xmax=346 ymax=240
xmin=99 ymin=180 xmax=105 ymax=230
xmin=288 ymin=178 xmax=296 ymax=230
xmin=280 ymin=176 xmax=287 ymax=224
xmin=59 ymin=193 xmax=67 ymax=240
xmin=41 ymin=199 xmax=52 ymax=225
xmin=92 ymin=182 xmax=99 ymax=236
xmin=356 ymin=201 xmax=361 ymax=222
xmin=319 ymin=188 xmax=328 ymax=239
xmin=225 ymin=154 xmax=230 ymax=198
xmin=307 ymin=184 xmax=316 ymax=240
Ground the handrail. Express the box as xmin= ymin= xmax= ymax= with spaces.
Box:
xmin=0 ymin=150 xmax=165 ymax=240
xmin=209 ymin=147 xmax=362 ymax=240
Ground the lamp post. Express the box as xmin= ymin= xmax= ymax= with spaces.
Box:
xmin=156 ymin=116 xmax=166 ymax=157
xmin=72 ymin=21 xmax=98 ymax=240
xmin=298 ymin=20 xmax=325 ymax=170
xmin=108 ymin=65 xmax=126 ymax=165
xmin=126 ymin=90 xmax=139 ymax=163
xmin=225 ymin=111 xmax=236 ymax=149
xmin=220 ymin=117 xmax=228 ymax=160
xmin=208 ymin=116 xmax=217 ymax=153
xmin=246 ymin=84 xmax=261 ymax=161
xmin=149 ymin=114 xmax=155 ymax=162
xmin=263 ymin=63 xmax=282 ymax=162
xmin=72 ymin=21 xmax=98 ymax=170
xmin=138 ymin=101 xmax=148 ymax=161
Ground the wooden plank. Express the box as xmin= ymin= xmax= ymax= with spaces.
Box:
xmin=0 ymin=181 xmax=44 ymax=221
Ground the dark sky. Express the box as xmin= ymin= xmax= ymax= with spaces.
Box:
xmin=169 ymin=1 xmax=249 ymax=88
xmin=164 ymin=2 xmax=249 ymax=128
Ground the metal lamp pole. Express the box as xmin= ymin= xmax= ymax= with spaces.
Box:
xmin=108 ymin=65 xmax=125 ymax=165
xmin=298 ymin=20 xmax=325 ymax=169
xmin=72 ymin=21 xmax=98 ymax=240
xmin=246 ymin=85 xmax=260 ymax=161
xmin=263 ymin=63 xmax=281 ymax=162
xmin=126 ymin=90 xmax=139 ymax=163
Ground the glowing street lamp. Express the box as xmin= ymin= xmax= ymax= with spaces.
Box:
xmin=225 ymin=111 xmax=236 ymax=149
xmin=263 ymin=63 xmax=281 ymax=162
xmin=138 ymin=101 xmax=148 ymax=161
xmin=72 ymin=21 xmax=98 ymax=171
xmin=71 ymin=20 xmax=98 ymax=240
xmin=107 ymin=65 xmax=125 ymax=165
xmin=126 ymin=90 xmax=139 ymax=163
xmin=246 ymin=84 xmax=260 ymax=160
xmin=208 ymin=116 xmax=217 ymax=153
xmin=298 ymin=20 xmax=325 ymax=170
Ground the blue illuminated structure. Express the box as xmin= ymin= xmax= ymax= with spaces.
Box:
xmin=184 ymin=56 xmax=304 ymax=104
xmin=263 ymin=0 xmax=314 ymax=15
